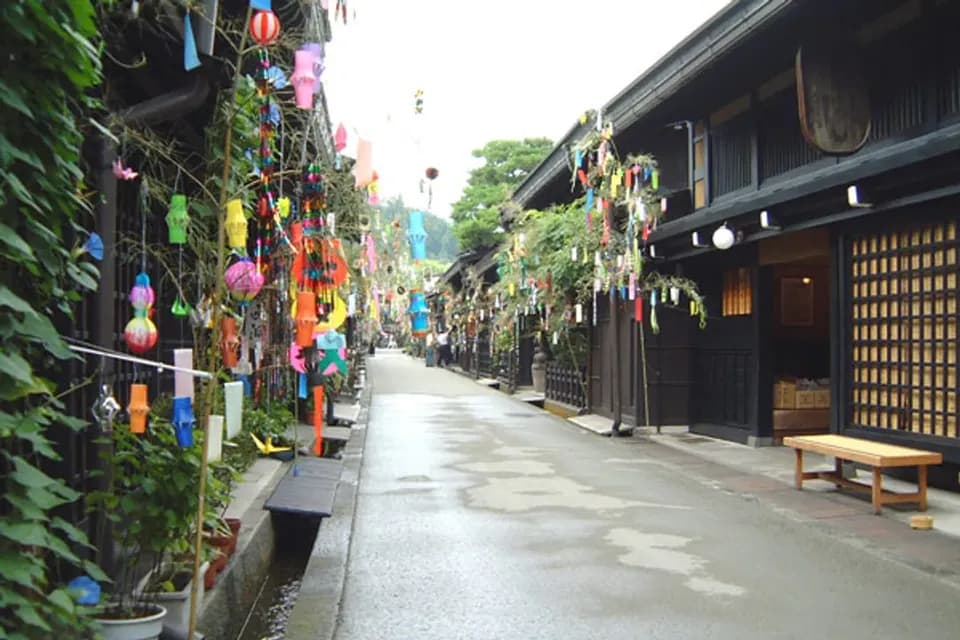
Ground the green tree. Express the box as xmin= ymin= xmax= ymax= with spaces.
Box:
xmin=451 ymin=138 xmax=553 ymax=252
xmin=378 ymin=196 xmax=458 ymax=261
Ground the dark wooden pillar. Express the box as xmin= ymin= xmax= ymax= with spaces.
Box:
xmin=752 ymin=264 xmax=774 ymax=444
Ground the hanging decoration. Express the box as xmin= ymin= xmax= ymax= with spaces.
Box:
xmin=292 ymin=48 xmax=317 ymax=110
xmin=171 ymin=396 xmax=195 ymax=447
xmin=313 ymin=385 xmax=324 ymax=455
xmin=167 ymin=192 xmax=191 ymax=316
xmin=316 ymin=329 xmax=348 ymax=376
xmin=112 ymin=158 xmax=138 ymax=181
xmin=183 ymin=11 xmax=201 ymax=71
xmin=221 ymin=316 xmax=240 ymax=369
xmin=225 ymin=257 xmax=265 ymax=303
xmin=224 ymin=381 xmax=244 ymax=439
xmin=408 ymin=289 xmax=429 ymax=337
xmin=128 ymin=383 xmax=149 ymax=434
xmin=249 ymin=9 xmax=281 ymax=46
xmin=407 ymin=210 xmax=427 ymax=262
xmin=226 ymin=199 xmax=248 ymax=250
xmin=414 ymin=89 xmax=424 ymax=114
xmin=124 ymin=272 xmax=158 ymax=354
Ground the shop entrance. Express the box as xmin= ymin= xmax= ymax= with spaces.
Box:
xmin=760 ymin=230 xmax=832 ymax=442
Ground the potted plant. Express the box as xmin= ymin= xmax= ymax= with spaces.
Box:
xmin=88 ymin=400 xmax=207 ymax=640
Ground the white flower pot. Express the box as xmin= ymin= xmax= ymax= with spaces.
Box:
xmin=134 ymin=562 xmax=209 ymax=634
xmin=96 ymin=605 xmax=167 ymax=640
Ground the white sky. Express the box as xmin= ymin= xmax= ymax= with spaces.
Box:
xmin=322 ymin=0 xmax=730 ymax=218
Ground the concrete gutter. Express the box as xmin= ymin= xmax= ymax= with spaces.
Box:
xmin=284 ymin=381 xmax=373 ymax=640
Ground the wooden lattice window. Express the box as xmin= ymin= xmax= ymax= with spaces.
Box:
xmin=850 ymin=222 xmax=959 ymax=438
xmin=722 ymin=268 xmax=752 ymax=317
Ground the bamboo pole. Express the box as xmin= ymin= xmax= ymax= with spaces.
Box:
xmin=187 ymin=7 xmax=253 ymax=637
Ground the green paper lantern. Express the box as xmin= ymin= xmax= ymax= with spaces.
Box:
xmin=166 ymin=194 xmax=189 ymax=244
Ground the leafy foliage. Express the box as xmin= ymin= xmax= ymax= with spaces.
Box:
xmin=450 ymin=138 xmax=552 ymax=251
xmin=0 ymin=1 xmax=106 ymax=636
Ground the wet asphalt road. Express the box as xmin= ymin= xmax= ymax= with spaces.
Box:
xmin=333 ymin=351 xmax=960 ymax=640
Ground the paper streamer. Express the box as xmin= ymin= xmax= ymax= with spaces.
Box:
xmin=173 ymin=349 xmax=194 ymax=400
xmin=298 ymin=372 xmax=308 ymax=399
xmin=224 ymin=381 xmax=243 ymax=439
xmin=313 ymin=385 xmax=324 ymax=456
xmin=207 ymin=415 xmax=224 ymax=462
xmin=183 ymin=13 xmax=201 ymax=71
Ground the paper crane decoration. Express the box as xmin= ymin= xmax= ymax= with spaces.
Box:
xmin=112 ymin=158 xmax=138 ymax=181
xmin=171 ymin=396 xmax=195 ymax=447
xmin=407 ymin=210 xmax=427 ymax=261
xmin=128 ymin=384 xmax=149 ymax=434
xmin=226 ymin=199 xmax=248 ymax=250
xmin=292 ymin=49 xmax=317 ymax=109
xmin=250 ymin=432 xmax=291 ymax=456
xmin=124 ymin=272 xmax=158 ymax=354
xmin=249 ymin=10 xmax=281 ymax=46
xmin=225 ymin=258 xmax=265 ymax=303
xmin=166 ymin=194 xmax=189 ymax=244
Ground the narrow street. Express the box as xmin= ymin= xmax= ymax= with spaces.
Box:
xmin=334 ymin=351 xmax=960 ymax=640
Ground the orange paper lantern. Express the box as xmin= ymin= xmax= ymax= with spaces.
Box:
xmin=128 ymin=384 xmax=149 ymax=434
xmin=296 ymin=291 xmax=318 ymax=347
xmin=221 ymin=317 xmax=240 ymax=369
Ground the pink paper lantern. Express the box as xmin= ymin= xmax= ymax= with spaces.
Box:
xmin=225 ymin=258 xmax=264 ymax=303
xmin=129 ymin=282 xmax=155 ymax=311
xmin=291 ymin=49 xmax=317 ymax=110
xmin=334 ymin=123 xmax=347 ymax=152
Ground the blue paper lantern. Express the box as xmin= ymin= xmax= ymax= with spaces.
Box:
xmin=171 ymin=397 xmax=195 ymax=448
xmin=408 ymin=290 xmax=430 ymax=337
xmin=407 ymin=210 xmax=427 ymax=261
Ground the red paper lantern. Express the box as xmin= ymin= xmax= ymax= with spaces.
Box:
xmin=250 ymin=10 xmax=281 ymax=46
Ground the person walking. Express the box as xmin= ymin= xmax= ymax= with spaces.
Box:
xmin=436 ymin=328 xmax=451 ymax=367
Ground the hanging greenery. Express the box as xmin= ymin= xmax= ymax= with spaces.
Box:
xmin=0 ymin=0 xmax=108 ymax=637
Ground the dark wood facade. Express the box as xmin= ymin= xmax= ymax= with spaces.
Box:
xmin=514 ymin=0 xmax=960 ymax=473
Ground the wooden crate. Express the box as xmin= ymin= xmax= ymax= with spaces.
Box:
xmin=774 ymin=381 xmax=797 ymax=409
xmin=813 ymin=388 xmax=830 ymax=408
xmin=796 ymin=389 xmax=817 ymax=409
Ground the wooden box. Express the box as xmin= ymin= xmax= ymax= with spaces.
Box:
xmin=774 ymin=381 xmax=797 ymax=409
xmin=795 ymin=389 xmax=818 ymax=409
xmin=813 ymin=388 xmax=830 ymax=408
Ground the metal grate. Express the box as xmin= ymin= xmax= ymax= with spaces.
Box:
xmin=848 ymin=222 xmax=959 ymax=438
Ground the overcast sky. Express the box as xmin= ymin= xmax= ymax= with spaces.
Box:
xmin=322 ymin=0 xmax=730 ymax=218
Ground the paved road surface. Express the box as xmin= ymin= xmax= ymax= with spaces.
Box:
xmin=334 ymin=351 xmax=960 ymax=640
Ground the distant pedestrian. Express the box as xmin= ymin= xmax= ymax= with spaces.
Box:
xmin=436 ymin=329 xmax=451 ymax=367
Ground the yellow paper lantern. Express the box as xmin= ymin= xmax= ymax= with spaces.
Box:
xmin=225 ymin=199 xmax=247 ymax=250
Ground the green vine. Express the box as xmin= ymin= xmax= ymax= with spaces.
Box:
xmin=0 ymin=1 xmax=107 ymax=637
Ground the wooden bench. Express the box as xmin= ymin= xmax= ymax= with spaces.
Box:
xmin=782 ymin=434 xmax=942 ymax=515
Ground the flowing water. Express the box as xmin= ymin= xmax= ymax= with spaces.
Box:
xmin=236 ymin=516 xmax=319 ymax=640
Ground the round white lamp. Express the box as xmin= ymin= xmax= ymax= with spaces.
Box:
xmin=712 ymin=224 xmax=736 ymax=250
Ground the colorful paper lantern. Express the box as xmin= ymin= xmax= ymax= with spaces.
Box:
xmin=221 ymin=317 xmax=240 ymax=369
xmin=225 ymin=258 xmax=265 ymax=302
xmin=124 ymin=316 xmax=158 ymax=355
xmin=128 ymin=384 xmax=149 ymax=434
xmin=292 ymin=49 xmax=316 ymax=110
xmin=166 ymin=194 xmax=189 ymax=244
xmin=225 ymin=199 xmax=247 ymax=250
xmin=407 ymin=210 xmax=427 ymax=261
xmin=171 ymin=396 xmax=195 ymax=447
xmin=125 ymin=272 xmax=157 ymax=354
xmin=296 ymin=291 xmax=318 ymax=347
xmin=408 ymin=289 xmax=430 ymax=337
xmin=425 ymin=167 xmax=439 ymax=180
xmin=249 ymin=10 xmax=281 ymax=46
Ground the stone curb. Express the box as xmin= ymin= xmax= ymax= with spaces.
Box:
xmin=284 ymin=376 xmax=372 ymax=640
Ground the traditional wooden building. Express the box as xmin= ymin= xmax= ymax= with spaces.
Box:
xmin=514 ymin=0 xmax=960 ymax=482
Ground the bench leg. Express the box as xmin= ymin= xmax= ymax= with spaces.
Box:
xmin=872 ymin=467 xmax=882 ymax=515
xmin=834 ymin=457 xmax=845 ymax=487
xmin=794 ymin=448 xmax=804 ymax=490
xmin=918 ymin=465 xmax=928 ymax=511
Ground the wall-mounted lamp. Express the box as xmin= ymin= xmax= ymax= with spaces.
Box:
xmin=712 ymin=223 xmax=737 ymax=250
xmin=801 ymin=277 xmax=812 ymax=285
xmin=847 ymin=185 xmax=873 ymax=208
xmin=692 ymin=231 xmax=709 ymax=248
xmin=649 ymin=244 xmax=659 ymax=259
xmin=760 ymin=210 xmax=781 ymax=231
xmin=660 ymin=198 xmax=668 ymax=214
